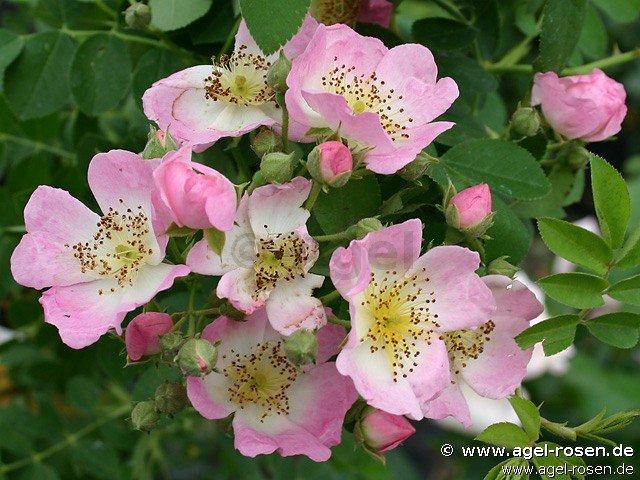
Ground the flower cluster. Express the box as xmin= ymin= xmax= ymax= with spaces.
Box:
xmin=9 ymin=10 xmax=627 ymax=464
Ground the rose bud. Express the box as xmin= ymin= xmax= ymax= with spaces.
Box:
xmin=175 ymin=338 xmax=217 ymax=377
xmin=267 ymin=51 xmax=292 ymax=94
xmin=446 ymin=183 xmax=493 ymax=236
xmin=357 ymin=407 xmax=415 ymax=455
xmin=124 ymin=2 xmax=151 ymax=30
xmin=153 ymin=147 xmax=237 ymax=232
xmin=142 ymin=125 xmax=178 ymax=159
xmin=125 ymin=312 xmax=173 ymax=361
xmin=346 ymin=217 xmax=384 ymax=240
xmin=307 ymin=141 xmax=353 ymax=188
xmin=532 ymin=69 xmax=627 ymax=143
xmin=250 ymin=127 xmax=283 ymax=158
xmin=131 ymin=401 xmax=159 ymax=432
xmin=260 ymin=151 xmax=298 ymax=184
xmin=284 ymin=329 xmax=318 ymax=366
xmin=510 ymin=106 xmax=541 ymax=137
xmin=154 ymin=381 xmax=188 ymax=415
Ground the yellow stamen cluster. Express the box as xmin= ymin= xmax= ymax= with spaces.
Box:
xmin=321 ymin=60 xmax=414 ymax=141
xmin=65 ymin=200 xmax=153 ymax=293
xmin=444 ymin=320 xmax=496 ymax=376
xmin=223 ymin=341 xmax=298 ymax=421
xmin=204 ymin=45 xmax=275 ymax=106
xmin=252 ymin=232 xmax=311 ymax=297
xmin=360 ymin=268 xmax=439 ymax=382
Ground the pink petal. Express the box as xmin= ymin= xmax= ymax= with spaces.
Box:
xmin=125 ymin=312 xmax=173 ymax=361
xmin=265 ymin=274 xmax=326 ymax=335
xmin=423 ymin=381 xmax=471 ymax=427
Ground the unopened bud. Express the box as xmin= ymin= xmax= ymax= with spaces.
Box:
xmin=124 ymin=2 xmax=151 ymax=30
xmin=565 ymin=145 xmax=591 ymax=169
xmin=175 ymin=338 xmax=217 ymax=376
xmin=159 ymin=331 xmax=184 ymax=360
xmin=260 ymin=151 xmax=297 ymax=184
xmin=445 ymin=184 xmax=494 ymax=237
xmin=511 ymin=107 xmax=541 ymax=137
xmin=398 ymin=152 xmax=436 ymax=181
xmin=251 ymin=127 xmax=283 ymax=158
xmin=131 ymin=401 xmax=159 ymax=432
xmin=487 ymin=257 xmax=519 ymax=278
xmin=142 ymin=125 xmax=178 ymax=160
xmin=284 ymin=329 xmax=318 ymax=365
xmin=346 ymin=218 xmax=384 ymax=240
xmin=307 ymin=141 xmax=353 ymax=188
xmin=267 ymin=52 xmax=292 ymax=94
xmin=154 ymin=381 xmax=188 ymax=415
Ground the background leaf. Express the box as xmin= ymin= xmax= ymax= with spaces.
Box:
xmin=150 ymin=0 xmax=213 ymax=32
xmin=539 ymin=0 xmax=588 ymax=72
xmin=607 ymin=274 xmax=640 ymax=306
xmin=590 ymin=155 xmax=630 ymax=249
xmin=586 ymin=313 xmax=640 ymax=349
xmin=412 ymin=19 xmax=476 ymax=51
xmin=515 ymin=315 xmax=579 ymax=355
xmin=538 ymin=273 xmax=606 ymax=309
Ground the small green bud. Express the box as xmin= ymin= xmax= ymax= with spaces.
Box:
xmin=159 ymin=331 xmax=184 ymax=360
xmin=154 ymin=381 xmax=188 ymax=415
xmin=565 ymin=145 xmax=591 ymax=169
xmin=284 ymin=329 xmax=318 ymax=366
xmin=131 ymin=401 xmax=159 ymax=432
xmin=511 ymin=107 xmax=541 ymax=137
xmin=124 ymin=2 xmax=151 ymax=30
xmin=267 ymin=52 xmax=292 ymax=94
xmin=260 ymin=151 xmax=297 ymax=184
xmin=142 ymin=125 xmax=178 ymax=160
xmin=398 ymin=152 xmax=437 ymax=181
xmin=346 ymin=218 xmax=384 ymax=240
xmin=175 ymin=338 xmax=217 ymax=376
xmin=251 ymin=127 xmax=283 ymax=158
xmin=487 ymin=256 xmax=519 ymax=278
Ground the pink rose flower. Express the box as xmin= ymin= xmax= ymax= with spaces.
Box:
xmin=186 ymin=177 xmax=326 ymax=335
xmin=142 ymin=17 xmax=319 ymax=152
xmin=186 ymin=309 xmax=358 ymax=461
xmin=360 ymin=408 xmax=415 ymax=454
xmin=125 ymin=312 xmax=173 ymax=361
xmin=329 ymin=219 xmax=496 ymax=419
xmin=531 ymin=69 xmax=627 ymax=142
xmin=308 ymin=140 xmax=353 ymax=187
xmin=448 ymin=183 xmax=492 ymax=230
xmin=286 ymin=24 xmax=458 ymax=174
xmin=423 ymin=275 xmax=544 ymax=427
xmin=10 ymin=151 xmax=190 ymax=349
xmin=310 ymin=0 xmax=392 ymax=27
xmin=153 ymin=146 xmax=237 ymax=231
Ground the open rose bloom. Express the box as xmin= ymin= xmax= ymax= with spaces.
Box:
xmin=187 ymin=177 xmax=326 ymax=334
xmin=10 ymin=151 xmax=190 ymax=348
xmin=286 ymin=24 xmax=459 ymax=174
xmin=330 ymin=219 xmax=496 ymax=419
xmin=143 ymin=19 xmax=318 ymax=152
xmin=187 ymin=309 xmax=358 ymax=461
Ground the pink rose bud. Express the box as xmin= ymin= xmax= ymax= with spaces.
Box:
xmin=532 ymin=69 xmax=627 ymax=142
xmin=360 ymin=408 xmax=415 ymax=454
xmin=153 ymin=147 xmax=237 ymax=231
xmin=125 ymin=312 xmax=173 ymax=361
xmin=307 ymin=141 xmax=353 ymax=188
xmin=447 ymin=183 xmax=493 ymax=234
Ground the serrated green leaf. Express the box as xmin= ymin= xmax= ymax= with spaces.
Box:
xmin=476 ymin=422 xmax=530 ymax=448
xmin=591 ymin=0 xmax=640 ymax=22
xmin=132 ymin=49 xmax=186 ymax=105
xmin=17 ymin=464 xmax=60 ymax=480
xmin=240 ymin=0 xmax=311 ymax=55
xmin=71 ymin=439 xmax=122 ymax=480
xmin=538 ymin=273 xmax=607 ymax=309
xmin=412 ymin=18 xmax=477 ymax=51
xmin=150 ymin=0 xmax=213 ymax=32
xmin=537 ymin=218 xmax=612 ymax=275
xmin=607 ymin=274 xmax=640 ymax=305
xmin=515 ymin=315 xmax=579 ymax=355
xmin=70 ymin=34 xmax=131 ymax=116
xmin=0 ymin=29 xmax=24 ymax=86
xmin=539 ymin=0 xmax=588 ymax=72
xmin=483 ymin=458 xmax=530 ymax=480
xmin=578 ymin=6 xmax=607 ymax=58
xmin=512 ymin=167 xmax=575 ymax=218
xmin=440 ymin=139 xmax=551 ymax=200
xmin=590 ymin=155 xmax=630 ymax=249
xmin=4 ymin=31 xmax=76 ymax=120
xmin=616 ymin=222 xmax=640 ymax=269
xmin=509 ymin=397 xmax=541 ymax=441
xmin=485 ymin=197 xmax=533 ymax=265
xmin=586 ymin=312 xmax=640 ymax=349
xmin=314 ymin=175 xmax=381 ymax=234
xmin=531 ymin=452 xmax=570 ymax=480
xmin=204 ymin=228 xmax=226 ymax=256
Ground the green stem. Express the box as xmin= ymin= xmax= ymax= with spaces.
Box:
xmin=186 ymin=282 xmax=197 ymax=337
xmin=0 ymin=404 xmax=129 ymax=475
xmin=0 ymin=133 xmax=76 ymax=161
xmin=95 ymin=0 xmax=117 ymax=18
xmin=320 ymin=289 xmax=342 ymax=305
xmin=314 ymin=230 xmax=351 ymax=243
xmin=304 ymin=181 xmax=322 ymax=211
xmin=276 ymin=93 xmax=290 ymax=153
xmin=327 ymin=316 xmax=351 ymax=328
xmin=167 ymin=238 xmax=184 ymax=263
xmin=0 ymin=225 xmax=26 ymax=234
xmin=430 ymin=0 xmax=469 ymax=24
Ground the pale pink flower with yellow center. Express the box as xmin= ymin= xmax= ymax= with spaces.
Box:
xmin=423 ymin=275 xmax=543 ymax=427
xmin=329 ymin=219 xmax=495 ymax=419
xmin=187 ymin=309 xmax=358 ymax=461
xmin=142 ymin=18 xmax=318 ymax=152
xmin=10 ymin=151 xmax=190 ymax=349
xmin=186 ymin=177 xmax=325 ymax=335
xmin=286 ymin=24 xmax=459 ymax=174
